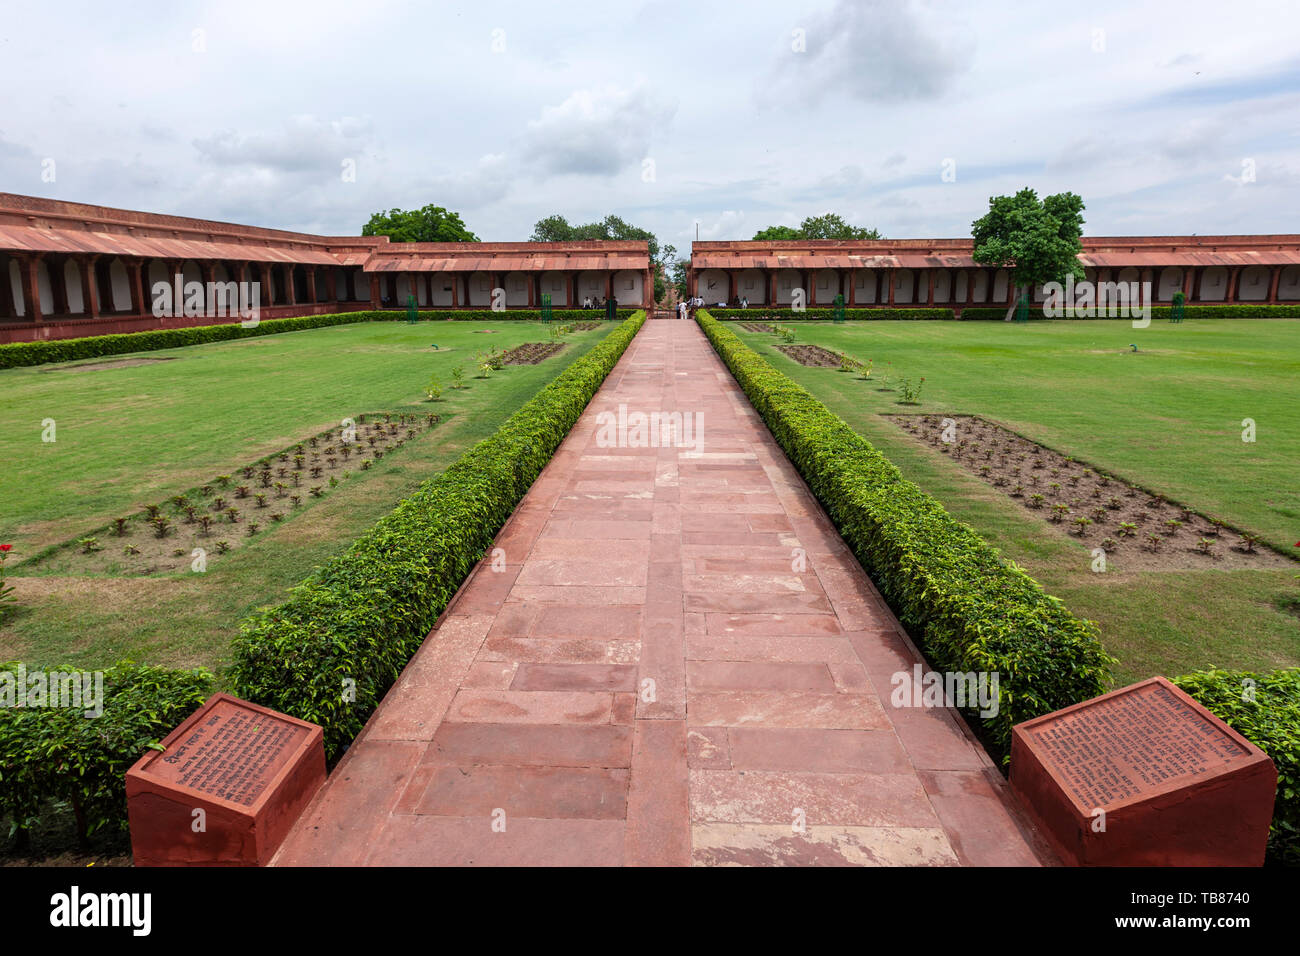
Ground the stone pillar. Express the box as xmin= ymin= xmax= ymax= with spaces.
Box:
xmin=1226 ymin=266 xmax=1241 ymax=304
xmin=527 ymin=273 xmax=536 ymax=308
xmin=605 ymin=271 xmax=613 ymax=302
xmin=1190 ymin=267 xmax=1202 ymax=302
xmin=368 ymin=274 xmax=381 ymax=309
xmin=324 ymin=267 xmax=337 ymax=303
xmin=255 ymin=264 xmax=272 ymax=306
xmin=197 ymin=262 xmax=215 ymax=317
xmin=926 ymin=270 xmax=935 ymax=307
xmin=284 ymin=266 xmax=298 ymax=306
xmin=887 ymin=270 xmax=895 ymax=307
xmin=1182 ymin=268 xmax=1195 ymax=303
xmin=48 ymin=258 xmax=69 ymax=316
xmin=125 ymin=258 xmax=146 ymax=317
xmin=644 ymin=268 xmax=653 ymax=308
xmin=78 ymin=257 xmax=100 ymax=318
xmin=17 ymin=255 xmax=43 ymax=322
xmin=847 ymin=270 xmax=857 ymax=306
xmin=767 ymin=269 xmax=777 ymax=307
xmin=963 ymin=270 xmax=975 ymax=307
xmin=451 ymin=273 xmax=460 ymax=308
xmin=1267 ymin=266 xmax=1281 ymax=304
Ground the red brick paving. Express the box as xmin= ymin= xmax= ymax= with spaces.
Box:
xmin=273 ymin=319 xmax=1052 ymax=867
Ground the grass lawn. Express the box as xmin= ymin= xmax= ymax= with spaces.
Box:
xmin=0 ymin=318 xmax=618 ymax=672
xmin=725 ymin=317 xmax=1300 ymax=684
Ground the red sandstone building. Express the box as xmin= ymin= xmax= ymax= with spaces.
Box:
xmin=0 ymin=193 xmax=653 ymax=343
xmin=5 ymin=191 xmax=1300 ymax=344
xmin=689 ymin=237 xmax=1300 ymax=309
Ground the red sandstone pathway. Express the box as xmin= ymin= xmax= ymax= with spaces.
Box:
xmin=274 ymin=319 xmax=1051 ymax=867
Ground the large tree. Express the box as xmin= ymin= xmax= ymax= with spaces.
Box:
xmin=529 ymin=213 xmax=659 ymax=261
xmin=530 ymin=213 xmax=666 ymax=301
xmin=752 ymin=214 xmax=881 ymax=241
xmin=362 ymin=204 xmax=478 ymax=242
xmin=971 ymin=189 xmax=1086 ymax=296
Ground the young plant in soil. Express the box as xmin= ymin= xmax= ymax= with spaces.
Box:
xmin=215 ymin=541 xmax=230 ymax=554
xmin=112 ymin=518 xmax=129 ymax=537
xmin=1117 ymin=522 xmax=1137 ymax=538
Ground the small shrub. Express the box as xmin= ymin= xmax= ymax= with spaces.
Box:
xmin=0 ymin=662 xmax=214 ymax=841
xmin=1172 ymin=668 xmax=1300 ymax=865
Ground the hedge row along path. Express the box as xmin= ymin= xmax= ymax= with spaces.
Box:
xmin=274 ymin=320 xmax=1050 ymax=866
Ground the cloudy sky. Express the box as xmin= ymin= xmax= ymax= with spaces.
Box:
xmin=1 ymin=0 xmax=1297 ymax=248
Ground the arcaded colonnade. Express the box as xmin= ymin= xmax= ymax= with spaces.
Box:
xmin=0 ymin=193 xmax=653 ymax=343
xmin=688 ymin=238 xmax=1300 ymax=308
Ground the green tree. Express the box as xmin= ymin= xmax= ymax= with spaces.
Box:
xmin=752 ymin=225 xmax=803 ymax=241
xmin=529 ymin=213 xmax=659 ymax=261
xmin=752 ymin=215 xmax=881 ymax=241
xmin=798 ymin=213 xmax=882 ymax=240
xmin=362 ymin=204 xmax=479 ymax=243
xmin=669 ymin=257 xmax=689 ymax=301
xmin=971 ymin=188 xmax=1086 ymax=295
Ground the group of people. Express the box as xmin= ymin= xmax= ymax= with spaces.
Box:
xmin=580 ymin=296 xmax=611 ymax=309
xmin=675 ymin=293 xmax=748 ymax=319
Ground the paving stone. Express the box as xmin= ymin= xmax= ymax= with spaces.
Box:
xmin=275 ymin=320 xmax=1042 ymax=869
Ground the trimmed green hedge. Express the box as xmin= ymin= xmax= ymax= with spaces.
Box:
xmin=707 ymin=304 xmax=1300 ymax=322
xmin=958 ymin=304 xmax=1300 ymax=321
xmin=696 ymin=310 xmax=1112 ymax=754
xmin=229 ymin=310 xmax=647 ymax=758
xmin=1173 ymin=667 xmax=1299 ymax=866
xmin=711 ymin=307 xmax=954 ymax=321
xmin=0 ymin=308 xmax=631 ymax=370
xmin=0 ymin=661 xmax=214 ymax=840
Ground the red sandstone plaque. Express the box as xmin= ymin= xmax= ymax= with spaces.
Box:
xmin=1010 ymin=677 xmax=1275 ymax=866
xmin=126 ymin=693 xmax=326 ymax=867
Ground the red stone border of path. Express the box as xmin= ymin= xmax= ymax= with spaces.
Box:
xmin=273 ymin=320 xmax=1056 ymax=867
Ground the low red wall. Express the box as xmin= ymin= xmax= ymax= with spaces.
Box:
xmin=0 ymin=303 xmax=368 ymax=343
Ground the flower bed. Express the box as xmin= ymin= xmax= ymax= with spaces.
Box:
xmin=21 ymin=413 xmax=440 ymax=576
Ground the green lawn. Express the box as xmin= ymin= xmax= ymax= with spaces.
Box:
xmin=727 ymin=317 xmax=1300 ymax=684
xmin=0 ymin=319 xmax=616 ymax=671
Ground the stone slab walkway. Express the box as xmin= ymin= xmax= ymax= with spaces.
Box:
xmin=273 ymin=319 xmax=1052 ymax=867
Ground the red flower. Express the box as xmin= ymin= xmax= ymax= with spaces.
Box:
xmin=0 ymin=544 xmax=11 ymax=552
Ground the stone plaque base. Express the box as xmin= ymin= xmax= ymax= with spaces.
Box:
xmin=126 ymin=693 xmax=326 ymax=867
xmin=1010 ymin=676 xmax=1275 ymax=866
